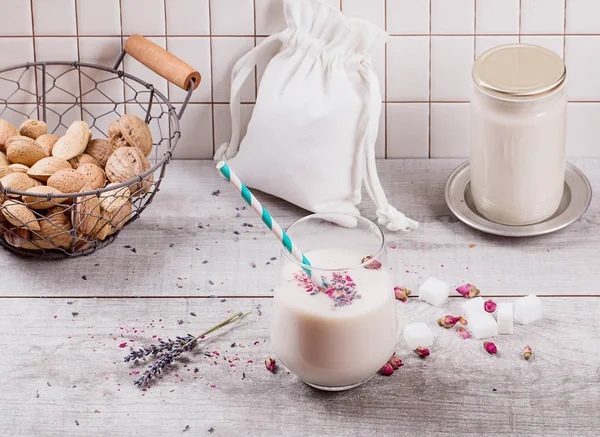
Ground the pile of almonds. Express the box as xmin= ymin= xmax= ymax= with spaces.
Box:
xmin=0 ymin=114 xmax=154 ymax=252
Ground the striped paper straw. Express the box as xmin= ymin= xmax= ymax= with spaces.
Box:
xmin=217 ymin=161 xmax=320 ymax=284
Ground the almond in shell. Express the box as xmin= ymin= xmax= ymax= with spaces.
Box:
xmin=1 ymin=172 xmax=41 ymax=195
xmin=0 ymin=151 xmax=9 ymax=167
xmin=36 ymin=134 xmax=60 ymax=155
xmin=0 ymin=166 xmax=13 ymax=178
xmin=108 ymin=114 xmax=153 ymax=156
xmin=27 ymin=156 xmax=72 ymax=182
xmin=72 ymin=185 xmax=102 ymax=236
xmin=52 ymin=121 xmax=91 ymax=160
xmin=105 ymin=147 xmax=152 ymax=196
xmin=31 ymin=210 xmax=72 ymax=249
xmin=19 ymin=119 xmax=47 ymax=139
xmin=22 ymin=186 xmax=67 ymax=210
xmin=5 ymin=136 xmax=49 ymax=167
xmin=47 ymin=168 xmax=86 ymax=194
xmin=78 ymin=163 xmax=106 ymax=190
xmin=8 ymin=163 xmax=29 ymax=173
xmin=2 ymin=200 xmax=41 ymax=231
xmin=69 ymin=153 xmax=101 ymax=169
xmin=3 ymin=227 xmax=33 ymax=249
xmin=84 ymin=138 xmax=112 ymax=168
xmin=0 ymin=120 xmax=19 ymax=152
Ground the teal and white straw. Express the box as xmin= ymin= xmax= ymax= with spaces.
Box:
xmin=217 ymin=161 xmax=320 ymax=284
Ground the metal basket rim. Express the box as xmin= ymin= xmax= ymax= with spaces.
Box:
xmin=0 ymin=61 xmax=180 ymax=199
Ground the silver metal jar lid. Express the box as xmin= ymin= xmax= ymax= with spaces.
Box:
xmin=472 ymin=44 xmax=566 ymax=100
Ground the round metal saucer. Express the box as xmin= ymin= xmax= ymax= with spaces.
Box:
xmin=444 ymin=161 xmax=593 ymax=237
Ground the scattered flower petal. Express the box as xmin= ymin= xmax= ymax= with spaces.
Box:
xmin=415 ymin=346 xmax=430 ymax=358
xmin=394 ymin=286 xmax=412 ymax=302
xmin=387 ymin=353 xmax=404 ymax=370
xmin=265 ymin=356 xmax=276 ymax=373
xmin=437 ymin=315 xmax=460 ymax=329
xmin=484 ymin=299 xmax=497 ymax=313
xmin=362 ymin=256 xmax=382 ymax=270
xmin=456 ymin=283 xmax=480 ymax=298
xmin=483 ymin=341 xmax=497 ymax=355
xmin=380 ymin=363 xmax=394 ymax=376
xmin=457 ymin=326 xmax=471 ymax=340
xmin=458 ymin=316 xmax=468 ymax=325
xmin=522 ymin=345 xmax=533 ymax=361
xmin=119 ymin=342 xmax=127 ymax=348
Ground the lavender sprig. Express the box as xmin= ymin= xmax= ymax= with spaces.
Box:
xmin=125 ymin=311 xmax=251 ymax=387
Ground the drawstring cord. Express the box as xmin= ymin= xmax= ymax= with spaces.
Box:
xmin=214 ymin=32 xmax=285 ymax=162
xmin=359 ymin=61 xmax=418 ymax=232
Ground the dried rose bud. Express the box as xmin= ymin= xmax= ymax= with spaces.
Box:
xmin=380 ymin=363 xmax=394 ymax=376
xmin=415 ymin=346 xmax=430 ymax=358
xmin=264 ymin=356 xmax=276 ymax=373
xmin=458 ymin=316 xmax=468 ymax=325
xmin=457 ymin=326 xmax=471 ymax=340
xmin=437 ymin=315 xmax=460 ymax=329
xmin=484 ymin=299 xmax=497 ymax=313
xmin=362 ymin=255 xmax=382 ymax=270
xmin=483 ymin=342 xmax=497 ymax=355
xmin=387 ymin=353 xmax=404 ymax=370
xmin=456 ymin=283 xmax=480 ymax=298
xmin=522 ymin=345 xmax=533 ymax=361
xmin=394 ymin=286 xmax=412 ymax=302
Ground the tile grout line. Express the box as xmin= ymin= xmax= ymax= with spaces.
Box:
xmin=208 ymin=0 xmax=216 ymax=156
xmin=118 ymin=0 xmax=127 ymax=114
xmin=384 ymin=0 xmax=388 ymax=159
xmin=428 ymin=0 xmax=432 ymax=159
xmin=0 ymin=32 xmax=597 ymax=39
xmin=29 ymin=0 xmax=40 ymax=120
xmin=253 ymin=0 xmax=258 ymax=99
xmin=74 ymin=0 xmax=85 ymax=121
xmin=163 ymin=0 xmax=170 ymax=104
xmin=473 ymin=0 xmax=477 ymax=60
xmin=518 ymin=0 xmax=522 ymax=43
xmin=563 ymin=0 xmax=568 ymax=59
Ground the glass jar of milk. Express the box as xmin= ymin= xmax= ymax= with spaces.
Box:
xmin=470 ymin=44 xmax=567 ymax=225
xmin=271 ymin=213 xmax=398 ymax=391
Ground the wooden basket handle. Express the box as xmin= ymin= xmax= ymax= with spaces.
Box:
xmin=125 ymin=34 xmax=201 ymax=91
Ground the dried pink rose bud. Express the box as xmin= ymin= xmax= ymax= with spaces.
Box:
xmin=387 ymin=353 xmax=404 ymax=369
xmin=362 ymin=256 xmax=382 ymax=270
xmin=394 ymin=286 xmax=412 ymax=302
xmin=458 ymin=316 xmax=468 ymax=325
xmin=264 ymin=356 xmax=276 ymax=373
xmin=380 ymin=363 xmax=394 ymax=376
xmin=457 ymin=326 xmax=471 ymax=339
xmin=437 ymin=315 xmax=460 ymax=329
xmin=522 ymin=345 xmax=533 ymax=361
xmin=484 ymin=299 xmax=497 ymax=313
xmin=483 ymin=342 xmax=497 ymax=355
xmin=456 ymin=283 xmax=480 ymax=298
xmin=415 ymin=346 xmax=430 ymax=358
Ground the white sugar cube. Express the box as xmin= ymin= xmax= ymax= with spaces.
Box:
xmin=514 ymin=294 xmax=542 ymax=325
xmin=418 ymin=277 xmax=450 ymax=307
xmin=403 ymin=322 xmax=434 ymax=350
xmin=461 ymin=296 xmax=486 ymax=321
xmin=496 ymin=302 xmax=514 ymax=334
xmin=469 ymin=313 xmax=498 ymax=339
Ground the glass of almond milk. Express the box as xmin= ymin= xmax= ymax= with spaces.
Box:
xmin=271 ymin=213 xmax=398 ymax=391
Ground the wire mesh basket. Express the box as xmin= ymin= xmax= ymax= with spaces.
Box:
xmin=0 ymin=35 xmax=200 ymax=258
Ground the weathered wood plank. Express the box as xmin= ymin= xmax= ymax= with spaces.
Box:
xmin=0 ymin=297 xmax=598 ymax=436
xmin=0 ymin=159 xmax=598 ymax=297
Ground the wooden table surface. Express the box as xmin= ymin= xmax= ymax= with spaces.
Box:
xmin=1 ymin=159 xmax=598 ymax=436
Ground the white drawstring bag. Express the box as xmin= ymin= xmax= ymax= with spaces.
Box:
xmin=215 ymin=0 xmax=418 ymax=232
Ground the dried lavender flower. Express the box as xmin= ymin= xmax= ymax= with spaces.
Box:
xmin=125 ymin=311 xmax=251 ymax=387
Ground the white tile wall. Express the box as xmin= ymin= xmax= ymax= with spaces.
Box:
xmin=0 ymin=0 xmax=598 ymax=158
